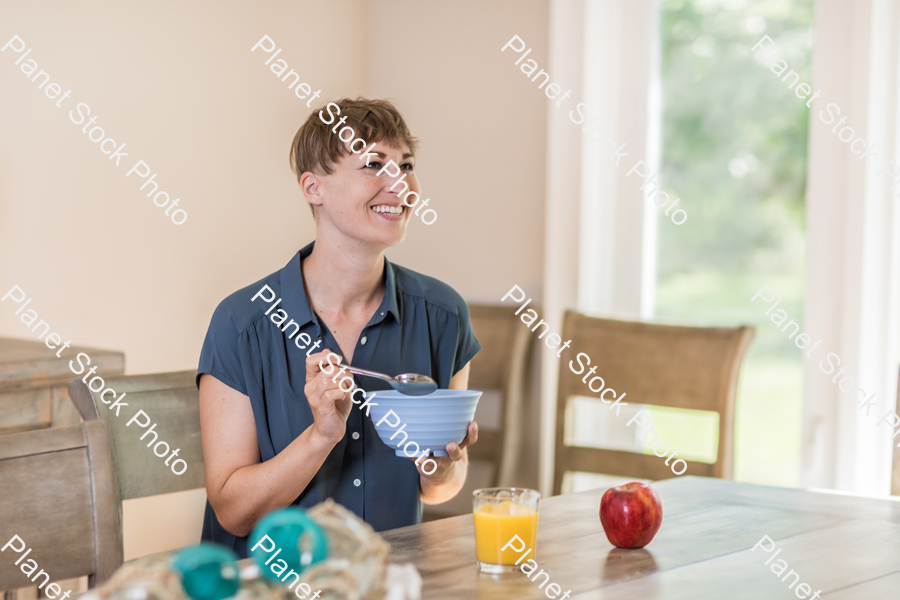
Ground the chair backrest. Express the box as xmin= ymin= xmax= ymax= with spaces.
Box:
xmin=892 ymin=366 xmax=900 ymax=496
xmin=0 ymin=336 xmax=124 ymax=435
xmin=71 ymin=370 xmax=205 ymax=501
xmin=0 ymin=420 xmax=122 ymax=590
xmin=553 ymin=311 xmax=754 ymax=494
xmin=464 ymin=304 xmax=535 ymax=487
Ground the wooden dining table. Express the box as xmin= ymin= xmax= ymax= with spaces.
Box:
xmin=381 ymin=476 xmax=900 ymax=599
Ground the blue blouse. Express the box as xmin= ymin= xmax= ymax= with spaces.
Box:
xmin=196 ymin=241 xmax=481 ymax=557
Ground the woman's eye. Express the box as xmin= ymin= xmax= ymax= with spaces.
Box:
xmin=365 ymin=161 xmax=382 ymax=170
xmin=402 ymin=163 xmax=414 ymax=171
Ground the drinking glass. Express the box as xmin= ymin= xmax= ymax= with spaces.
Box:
xmin=472 ymin=488 xmax=540 ymax=574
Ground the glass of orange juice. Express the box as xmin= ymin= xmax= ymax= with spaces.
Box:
xmin=472 ymin=488 xmax=540 ymax=574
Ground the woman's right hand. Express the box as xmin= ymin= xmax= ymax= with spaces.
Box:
xmin=305 ymin=350 xmax=354 ymax=444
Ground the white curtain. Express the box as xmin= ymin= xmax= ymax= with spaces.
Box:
xmin=802 ymin=0 xmax=900 ymax=495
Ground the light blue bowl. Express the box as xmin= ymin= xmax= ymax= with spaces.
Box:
xmin=369 ymin=389 xmax=482 ymax=457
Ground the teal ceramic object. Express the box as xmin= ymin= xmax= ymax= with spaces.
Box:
xmin=250 ymin=507 xmax=329 ymax=581
xmin=171 ymin=543 xmax=240 ymax=600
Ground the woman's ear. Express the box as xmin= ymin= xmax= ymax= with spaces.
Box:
xmin=300 ymin=171 xmax=324 ymax=208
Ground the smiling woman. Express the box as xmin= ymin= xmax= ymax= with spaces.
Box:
xmin=316 ymin=101 xmax=438 ymax=224
xmin=195 ymin=97 xmax=481 ymax=557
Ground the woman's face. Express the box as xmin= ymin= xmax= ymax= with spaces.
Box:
xmin=311 ymin=140 xmax=421 ymax=248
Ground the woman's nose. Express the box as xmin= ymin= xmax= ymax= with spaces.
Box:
xmin=384 ymin=174 xmax=416 ymax=198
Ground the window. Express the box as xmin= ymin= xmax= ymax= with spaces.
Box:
xmin=653 ymin=0 xmax=814 ymax=487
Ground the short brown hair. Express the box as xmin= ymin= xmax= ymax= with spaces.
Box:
xmin=290 ymin=98 xmax=419 ymax=216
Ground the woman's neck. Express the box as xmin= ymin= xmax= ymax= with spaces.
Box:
xmin=301 ymin=236 xmax=386 ymax=316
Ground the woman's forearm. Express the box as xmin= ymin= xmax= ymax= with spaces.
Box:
xmin=211 ymin=425 xmax=336 ymax=537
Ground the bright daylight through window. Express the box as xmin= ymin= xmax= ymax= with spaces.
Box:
xmin=652 ymin=0 xmax=812 ymax=487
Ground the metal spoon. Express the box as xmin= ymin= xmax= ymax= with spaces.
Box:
xmin=342 ymin=365 xmax=438 ymax=395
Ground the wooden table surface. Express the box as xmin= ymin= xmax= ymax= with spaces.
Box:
xmin=381 ymin=476 xmax=900 ymax=599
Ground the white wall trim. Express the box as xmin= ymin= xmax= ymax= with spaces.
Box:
xmin=539 ymin=0 xmax=658 ymax=495
xmin=539 ymin=0 xmax=586 ymax=497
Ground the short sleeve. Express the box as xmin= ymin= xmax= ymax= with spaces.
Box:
xmin=453 ymin=297 xmax=481 ymax=376
xmin=197 ymin=301 xmax=249 ymax=395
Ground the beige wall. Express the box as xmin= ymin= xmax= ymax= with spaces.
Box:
xmin=368 ymin=0 xmax=549 ymax=490
xmin=0 ymin=0 xmax=370 ymax=372
xmin=0 ymin=0 xmax=547 ymax=558
xmin=0 ymin=0 xmax=371 ymax=559
xmin=369 ymin=0 xmax=548 ymax=303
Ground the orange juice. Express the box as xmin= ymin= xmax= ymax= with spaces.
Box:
xmin=473 ymin=501 xmax=538 ymax=565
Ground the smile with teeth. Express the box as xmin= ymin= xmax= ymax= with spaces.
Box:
xmin=372 ymin=205 xmax=404 ymax=215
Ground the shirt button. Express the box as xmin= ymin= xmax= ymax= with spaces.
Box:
xmin=352 ymin=432 xmax=360 ymax=440
xmin=361 ymin=336 xmax=367 ymax=345
xmin=353 ymin=479 xmax=362 ymax=487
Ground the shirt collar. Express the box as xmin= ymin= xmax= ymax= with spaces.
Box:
xmin=279 ymin=243 xmax=317 ymax=333
xmin=380 ymin=259 xmax=401 ymax=324
xmin=279 ymin=242 xmax=401 ymax=333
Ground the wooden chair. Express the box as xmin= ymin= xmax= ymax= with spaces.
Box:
xmin=0 ymin=337 xmax=123 ymax=435
xmin=892 ymin=366 xmax=900 ymax=496
xmin=465 ymin=304 xmax=536 ymax=488
xmin=422 ymin=304 xmax=537 ymax=520
xmin=69 ymin=371 xmax=205 ymax=511
xmin=0 ymin=409 xmax=121 ymax=591
xmin=553 ymin=311 xmax=754 ymax=495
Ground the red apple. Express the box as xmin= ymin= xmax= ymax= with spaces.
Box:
xmin=599 ymin=482 xmax=662 ymax=549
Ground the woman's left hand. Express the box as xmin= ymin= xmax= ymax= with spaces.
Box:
xmin=416 ymin=421 xmax=478 ymax=483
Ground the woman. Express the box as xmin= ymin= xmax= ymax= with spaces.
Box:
xmin=196 ymin=98 xmax=481 ymax=557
